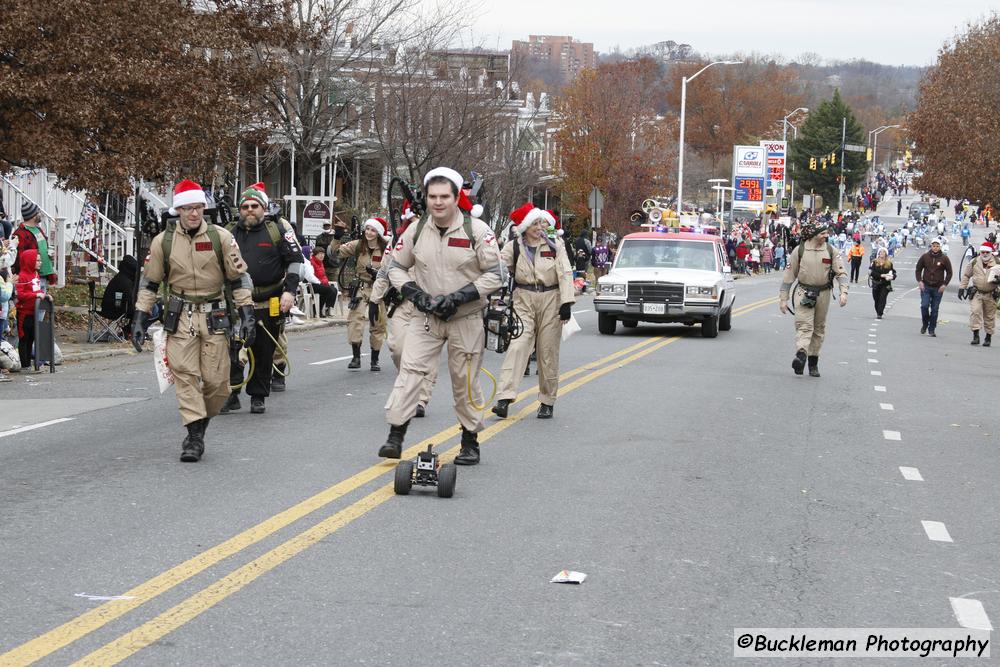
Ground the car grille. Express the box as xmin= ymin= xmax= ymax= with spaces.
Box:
xmin=626 ymin=282 xmax=684 ymax=305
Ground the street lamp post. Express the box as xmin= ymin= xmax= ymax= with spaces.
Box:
xmin=872 ymin=125 xmax=902 ymax=175
xmin=676 ymin=60 xmax=742 ymax=218
xmin=781 ymin=107 xmax=808 ymax=206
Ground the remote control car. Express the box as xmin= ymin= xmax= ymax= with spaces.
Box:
xmin=394 ymin=444 xmax=457 ymax=498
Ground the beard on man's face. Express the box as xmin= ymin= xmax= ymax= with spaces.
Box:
xmin=240 ymin=210 xmax=261 ymax=227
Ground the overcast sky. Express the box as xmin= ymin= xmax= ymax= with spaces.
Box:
xmin=464 ymin=1 xmax=997 ymax=66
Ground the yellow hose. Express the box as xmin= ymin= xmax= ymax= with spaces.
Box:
xmin=260 ymin=323 xmax=291 ymax=377
xmin=466 ymin=355 xmax=497 ymax=411
xmin=228 ymin=337 xmax=254 ymax=391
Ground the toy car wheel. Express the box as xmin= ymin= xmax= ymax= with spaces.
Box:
xmin=394 ymin=461 xmax=414 ymax=495
xmin=436 ymin=463 xmax=457 ymax=498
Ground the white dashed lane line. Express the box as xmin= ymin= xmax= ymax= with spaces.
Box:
xmin=871 ymin=370 xmax=882 ymax=376
xmin=867 ymin=358 xmax=879 ymax=363
xmin=899 ymin=467 xmax=923 ymax=481
xmin=950 ymin=598 xmax=995 ymax=631
xmin=880 ymin=403 xmax=894 ymax=411
xmin=868 ymin=348 xmax=878 ymax=353
xmin=883 ymin=430 xmax=901 ymax=441
xmin=874 ymin=385 xmax=887 ymax=392
xmin=922 ymin=520 xmax=953 ymax=543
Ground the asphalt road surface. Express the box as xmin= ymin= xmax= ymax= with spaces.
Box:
xmin=1 ymin=196 xmax=996 ymax=665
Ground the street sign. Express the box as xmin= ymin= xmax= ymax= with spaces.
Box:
xmin=588 ymin=187 xmax=605 ymax=211
xmin=844 ymin=143 xmax=866 ymax=152
xmin=302 ymin=201 xmax=331 ymax=236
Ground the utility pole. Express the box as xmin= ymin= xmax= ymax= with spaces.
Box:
xmin=837 ymin=117 xmax=846 ymax=210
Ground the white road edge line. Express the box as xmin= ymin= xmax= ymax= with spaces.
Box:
xmin=883 ymin=430 xmax=901 ymax=441
xmin=899 ymin=466 xmax=923 ymax=481
xmin=310 ymin=354 xmax=369 ymax=366
xmin=0 ymin=417 xmax=76 ymax=439
xmin=950 ymin=598 xmax=994 ymax=631
xmin=880 ymin=403 xmax=894 ymax=410
xmin=922 ymin=520 xmax=953 ymax=543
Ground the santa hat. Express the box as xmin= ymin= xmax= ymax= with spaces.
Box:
xmin=172 ymin=180 xmax=207 ymax=210
xmin=363 ymin=217 xmax=391 ymax=240
xmin=980 ymin=242 xmax=994 ymax=253
xmin=423 ymin=167 xmax=483 ymax=218
xmin=239 ymin=182 xmax=269 ymax=209
xmin=515 ymin=206 xmax=555 ymax=235
xmin=509 ymin=202 xmax=535 ymax=234
xmin=400 ymin=199 xmax=416 ymax=222
xmin=547 ymin=210 xmax=563 ymax=236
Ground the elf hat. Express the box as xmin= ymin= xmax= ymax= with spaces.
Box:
xmin=363 ymin=217 xmax=391 ymax=240
xmin=239 ymin=182 xmax=269 ymax=209
xmin=172 ymin=180 xmax=207 ymax=209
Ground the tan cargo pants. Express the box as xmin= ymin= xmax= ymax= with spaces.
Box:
xmin=166 ymin=309 xmax=230 ymax=425
xmin=970 ymin=291 xmax=997 ymax=333
xmin=496 ymin=289 xmax=562 ymax=406
xmin=794 ymin=286 xmax=832 ymax=356
xmin=347 ymin=284 xmax=386 ymax=349
xmin=387 ymin=300 xmax=437 ymax=406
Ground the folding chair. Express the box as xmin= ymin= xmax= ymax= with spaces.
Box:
xmin=87 ymin=281 xmax=128 ymax=343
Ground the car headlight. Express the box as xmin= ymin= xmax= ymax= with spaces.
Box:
xmin=598 ymin=283 xmax=625 ymax=296
xmin=685 ymin=285 xmax=718 ymax=298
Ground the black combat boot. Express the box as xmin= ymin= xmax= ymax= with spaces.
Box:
xmin=985 ymin=333 xmax=992 ymax=347
xmin=537 ymin=404 xmax=554 ymax=419
xmin=370 ymin=349 xmax=381 ymax=372
xmin=491 ymin=398 xmax=511 ymax=418
xmin=792 ymin=349 xmax=807 ymax=375
xmin=271 ymin=364 xmax=286 ymax=392
xmin=378 ymin=421 xmax=409 ymax=459
xmin=807 ymin=356 xmax=820 ymax=377
xmin=181 ymin=419 xmax=206 ymax=462
xmin=523 ymin=361 xmax=531 ymax=376
xmin=250 ymin=396 xmax=265 ymax=414
xmin=414 ymin=404 xmax=426 ymax=418
xmin=454 ymin=427 xmax=480 ymax=465
xmin=347 ymin=343 xmax=362 ymax=370
xmin=971 ymin=330 xmax=980 ymax=345
xmin=220 ymin=391 xmax=241 ymax=414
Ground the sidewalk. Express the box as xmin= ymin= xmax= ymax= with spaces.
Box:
xmin=56 ymin=315 xmax=346 ymax=364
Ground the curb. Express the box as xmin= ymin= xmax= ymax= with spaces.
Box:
xmin=59 ymin=317 xmax=346 ymax=364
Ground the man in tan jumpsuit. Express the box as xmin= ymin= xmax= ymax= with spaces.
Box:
xmin=132 ymin=180 xmax=255 ymax=462
xmin=370 ymin=212 xmax=437 ymax=417
xmin=329 ymin=217 xmax=388 ymax=370
xmin=959 ymin=241 xmax=997 ymax=346
xmin=779 ymin=220 xmax=848 ymax=378
xmin=492 ymin=204 xmax=574 ymax=419
xmin=380 ymin=167 xmax=505 ymax=464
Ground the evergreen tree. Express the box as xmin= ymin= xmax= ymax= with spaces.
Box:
xmin=789 ymin=90 xmax=866 ymax=208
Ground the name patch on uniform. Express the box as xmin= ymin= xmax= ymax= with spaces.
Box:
xmin=541 ymin=250 xmax=555 ymax=258
xmin=448 ymin=238 xmax=471 ymax=248
xmin=822 ymin=258 xmax=832 ymax=264
xmin=257 ymin=242 xmax=273 ymax=247
xmin=372 ymin=254 xmax=382 ymax=263
xmin=195 ymin=242 xmax=214 ymax=252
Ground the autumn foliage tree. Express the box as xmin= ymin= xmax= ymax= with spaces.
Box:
xmin=555 ymin=59 xmax=675 ymax=237
xmin=0 ymin=0 xmax=297 ymax=193
xmin=909 ymin=14 xmax=1000 ymax=202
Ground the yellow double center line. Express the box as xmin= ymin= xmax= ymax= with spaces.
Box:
xmin=2 ymin=294 xmax=778 ymax=666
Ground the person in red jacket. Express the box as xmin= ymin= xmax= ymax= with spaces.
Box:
xmin=14 ymin=248 xmax=52 ymax=369
xmin=308 ymin=247 xmax=339 ymax=316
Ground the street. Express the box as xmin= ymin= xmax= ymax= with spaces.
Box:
xmin=1 ymin=201 xmax=997 ymax=666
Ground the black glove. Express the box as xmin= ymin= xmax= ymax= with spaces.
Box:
xmin=559 ymin=303 xmax=572 ymax=322
xmin=401 ymin=282 xmax=438 ymax=315
xmin=239 ymin=305 xmax=257 ymax=347
xmin=958 ymin=288 xmax=966 ymax=300
xmin=368 ymin=299 xmax=379 ymax=326
xmin=332 ymin=226 xmax=345 ymax=240
xmin=365 ymin=266 xmax=379 ymax=280
xmin=131 ymin=310 xmax=149 ymax=353
xmin=433 ymin=283 xmax=480 ymax=321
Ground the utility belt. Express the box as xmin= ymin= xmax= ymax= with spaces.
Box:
xmin=797 ymin=282 xmax=830 ymax=309
xmin=515 ymin=282 xmax=558 ymax=292
xmin=163 ymin=292 xmax=229 ymax=334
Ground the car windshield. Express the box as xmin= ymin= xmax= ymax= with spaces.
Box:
xmin=615 ymin=240 xmax=718 ymax=271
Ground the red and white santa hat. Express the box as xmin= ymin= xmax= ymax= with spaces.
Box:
xmin=423 ymin=167 xmax=483 ymax=218
xmin=548 ymin=210 xmax=563 ymax=236
xmin=172 ymin=179 xmax=207 ymax=209
xmin=980 ymin=242 xmax=994 ymax=253
xmin=512 ymin=203 xmax=556 ymax=235
xmin=400 ymin=199 xmax=416 ymax=222
xmin=363 ymin=217 xmax=391 ymax=240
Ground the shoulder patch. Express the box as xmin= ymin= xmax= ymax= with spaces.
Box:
xmin=230 ymin=237 xmax=238 ymax=248
xmin=483 ymin=232 xmax=496 ymax=246
xmin=284 ymin=230 xmax=297 ymax=244
xmin=395 ymin=240 xmax=405 ymax=252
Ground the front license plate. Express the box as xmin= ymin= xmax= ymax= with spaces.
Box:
xmin=642 ymin=302 xmax=666 ymax=315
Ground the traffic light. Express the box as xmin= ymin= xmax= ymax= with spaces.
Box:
xmin=867 ymin=147 xmax=873 ymax=161
xmin=821 ymin=158 xmax=827 ymax=170
xmin=830 ymin=152 xmax=836 ymax=165
xmin=809 ymin=157 xmax=817 ymax=170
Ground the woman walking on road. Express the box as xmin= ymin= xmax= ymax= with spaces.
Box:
xmin=870 ymin=247 xmax=896 ymax=319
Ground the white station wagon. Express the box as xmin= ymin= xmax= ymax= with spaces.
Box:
xmin=593 ymin=231 xmax=737 ymax=338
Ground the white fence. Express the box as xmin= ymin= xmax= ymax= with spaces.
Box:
xmin=1 ymin=169 xmax=134 ymax=285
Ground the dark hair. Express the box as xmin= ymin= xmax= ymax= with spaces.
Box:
xmin=424 ymin=176 xmax=458 ymax=197
xmin=311 ymin=246 xmax=325 ymax=257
